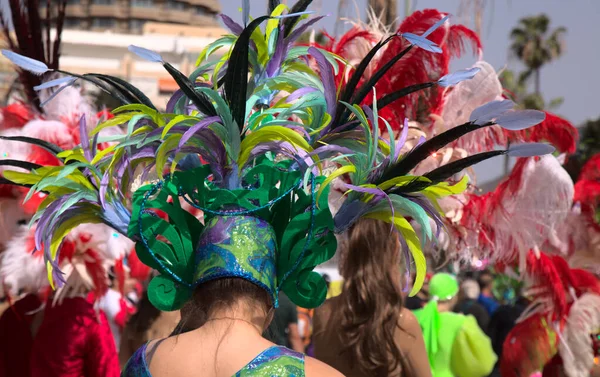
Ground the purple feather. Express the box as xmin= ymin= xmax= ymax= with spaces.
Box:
xmin=406 ymin=195 xmax=445 ymax=239
xmin=284 ymin=16 xmax=327 ymax=44
xmin=333 ymin=200 xmax=369 ymax=233
xmin=265 ymin=28 xmax=285 ymax=77
xmin=166 ymin=90 xmax=185 ymax=113
xmin=220 ymin=14 xmax=243 ymax=35
xmin=308 ymin=46 xmax=336 ymax=116
xmin=90 ymin=133 xmax=99 ymax=159
xmin=99 ymin=171 xmax=110 ymax=210
xmin=495 ymin=110 xmax=546 ymax=131
xmin=178 ymin=116 xmax=221 ymax=148
xmin=395 ymin=118 xmax=410 ymax=162
xmin=286 ymin=87 xmax=318 ymax=103
xmin=362 ymin=105 xmax=376 ymax=129
xmin=78 ymin=115 xmax=93 ymax=161
xmin=284 ymin=125 xmax=311 ymax=139
xmin=245 ymin=141 xmax=310 ymax=170
xmin=308 ymin=145 xmax=355 ymax=160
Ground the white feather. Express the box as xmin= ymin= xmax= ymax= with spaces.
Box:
xmin=559 ymin=293 xmax=600 ymax=377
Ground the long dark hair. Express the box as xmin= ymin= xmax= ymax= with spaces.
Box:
xmin=340 ymin=218 xmax=411 ymax=377
xmin=172 ymin=277 xmax=272 ymax=335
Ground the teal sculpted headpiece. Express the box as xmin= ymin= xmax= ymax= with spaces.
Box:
xmin=1 ymin=0 xmax=554 ymax=312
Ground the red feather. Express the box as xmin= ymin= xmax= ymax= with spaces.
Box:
xmin=501 ymin=313 xmax=558 ymax=377
xmin=579 ymin=154 xmax=600 ymax=182
xmin=127 ymin=248 xmax=152 ymax=281
xmin=372 ymin=9 xmax=480 ymax=130
xmin=0 ymin=103 xmax=36 ymax=130
xmin=508 ymin=112 xmax=579 ymax=154
xmin=446 ymin=24 xmax=482 ymax=59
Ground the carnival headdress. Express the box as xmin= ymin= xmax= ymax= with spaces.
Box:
xmin=1 ymin=0 xmax=553 ymax=311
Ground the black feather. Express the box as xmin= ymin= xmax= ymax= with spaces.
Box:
xmin=376 ymin=82 xmax=435 ymax=110
xmin=390 ymin=150 xmax=507 ymax=194
xmin=163 ymin=63 xmax=217 ymax=117
xmin=88 ymin=74 xmax=157 ymax=110
xmin=424 ymin=151 xmax=507 ymax=183
xmin=282 ymin=0 xmax=313 ymax=37
xmin=0 ymin=159 xmax=43 ymax=171
xmin=339 ymin=35 xmax=396 ymax=105
xmin=268 ymin=0 xmax=281 ymax=14
xmin=339 ymin=44 xmax=414 ymax=126
xmin=377 ymin=121 xmax=494 ymax=183
xmin=351 ymin=44 xmax=414 ymax=106
xmin=0 ymin=177 xmax=38 ymax=191
xmin=0 ymin=136 xmax=63 ymax=155
xmin=223 ymin=15 xmax=270 ymax=131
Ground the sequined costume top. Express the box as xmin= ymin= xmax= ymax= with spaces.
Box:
xmin=122 ymin=343 xmax=305 ymax=377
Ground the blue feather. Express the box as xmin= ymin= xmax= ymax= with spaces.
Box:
xmin=507 ymin=143 xmax=555 ymax=157
xmin=469 ymin=99 xmax=515 ymax=125
xmin=242 ymin=0 xmax=250 ymax=26
xmin=438 ymin=67 xmax=481 ymax=87
xmin=401 ymin=33 xmax=442 ymax=53
xmin=495 ymin=110 xmax=546 ymax=131
xmin=422 ymin=14 xmax=450 ymax=37
xmin=34 ymin=76 xmax=77 ymax=91
xmin=1 ymin=50 xmax=49 ymax=75
xmin=128 ymin=45 xmax=163 ymax=63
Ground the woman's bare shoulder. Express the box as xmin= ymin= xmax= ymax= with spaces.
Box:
xmin=398 ymin=307 xmax=422 ymax=337
xmin=305 ymin=356 xmax=345 ymax=377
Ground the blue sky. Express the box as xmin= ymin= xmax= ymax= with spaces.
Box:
xmin=221 ymin=0 xmax=599 ymax=183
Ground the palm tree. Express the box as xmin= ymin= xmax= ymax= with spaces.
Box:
xmin=509 ymin=14 xmax=566 ymax=95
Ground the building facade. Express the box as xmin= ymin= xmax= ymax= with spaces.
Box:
xmin=42 ymin=0 xmax=221 ymax=34
xmin=1 ymin=1 xmax=225 ymax=109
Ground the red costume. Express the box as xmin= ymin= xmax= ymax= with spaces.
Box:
xmin=30 ymin=298 xmax=119 ymax=377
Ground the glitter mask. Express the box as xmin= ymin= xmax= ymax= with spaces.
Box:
xmin=194 ymin=215 xmax=277 ymax=303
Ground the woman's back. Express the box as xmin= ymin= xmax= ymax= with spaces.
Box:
xmin=123 ymin=320 xmax=342 ymax=377
xmin=313 ymin=295 xmax=431 ymax=377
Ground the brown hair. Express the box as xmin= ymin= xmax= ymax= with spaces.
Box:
xmin=339 ymin=218 xmax=411 ymax=377
xmin=173 ymin=277 xmax=272 ymax=335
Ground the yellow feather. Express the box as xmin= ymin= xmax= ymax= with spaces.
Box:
xmin=377 ymin=176 xmax=430 ymax=191
xmin=266 ymin=4 xmax=288 ymax=41
xmin=422 ymin=175 xmax=469 ymax=198
xmin=317 ymin=165 xmax=355 ymax=203
xmin=238 ymin=126 xmax=313 ymax=168
xmin=364 ymin=211 xmax=427 ymax=297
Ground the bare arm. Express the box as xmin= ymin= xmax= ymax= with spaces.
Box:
xmin=398 ymin=308 xmax=433 ymax=377
xmin=287 ymin=323 xmax=305 ymax=353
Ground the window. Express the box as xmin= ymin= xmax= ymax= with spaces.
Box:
xmin=91 ymin=0 xmax=114 ymax=4
xmin=131 ymin=0 xmax=154 ymax=7
xmin=64 ymin=18 xmax=81 ymax=28
xmin=91 ymin=17 xmax=115 ymax=28
xmin=129 ymin=19 xmax=146 ymax=33
xmin=166 ymin=0 xmax=186 ymax=11
xmin=195 ymin=6 xmax=209 ymax=15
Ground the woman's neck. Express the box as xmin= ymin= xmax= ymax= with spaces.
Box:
xmin=202 ymin=306 xmax=267 ymax=335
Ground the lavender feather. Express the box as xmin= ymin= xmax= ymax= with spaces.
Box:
xmin=495 ymin=110 xmax=546 ymax=131
xmin=1 ymin=50 xmax=49 ymax=74
xmin=507 ymin=143 xmax=556 ymax=157
xmin=469 ymin=99 xmax=515 ymax=125
xmin=308 ymin=46 xmax=336 ymax=115
xmin=220 ymin=14 xmax=243 ymax=35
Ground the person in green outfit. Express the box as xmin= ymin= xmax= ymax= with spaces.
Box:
xmin=414 ymin=273 xmax=497 ymax=377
